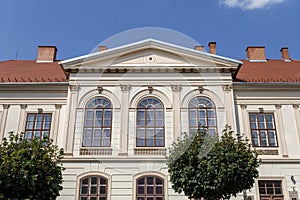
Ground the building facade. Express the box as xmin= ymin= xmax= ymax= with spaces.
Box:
xmin=0 ymin=39 xmax=300 ymax=200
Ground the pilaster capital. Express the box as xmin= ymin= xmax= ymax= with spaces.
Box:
xmin=69 ymin=85 xmax=79 ymax=92
xmin=222 ymin=84 xmax=232 ymax=92
xmin=3 ymin=104 xmax=10 ymax=109
xmin=293 ymin=104 xmax=299 ymax=109
xmin=55 ymin=104 xmax=62 ymax=109
xmin=275 ymin=104 xmax=281 ymax=109
xmin=171 ymin=85 xmax=182 ymax=92
xmin=120 ymin=85 xmax=131 ymax=92
xmin=240 ymin=104 xmax=247 ymax=110
xmin=20 ymin=104 xmax=27 ymax=109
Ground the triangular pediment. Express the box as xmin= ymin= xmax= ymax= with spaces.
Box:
xmin=60 ymin=39 xmax=242 ymax=71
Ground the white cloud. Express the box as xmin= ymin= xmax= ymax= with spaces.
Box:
xmin=220 ymin=0 xmax=286 ymax=10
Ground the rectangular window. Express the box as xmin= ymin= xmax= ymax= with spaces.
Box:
xmin=25 ymin=113 xmax=52 ymax=140
xmin=249 ymin=113 xmax=278 ymax=147
xmin=258 ymin=180 xmax=284 ymax=200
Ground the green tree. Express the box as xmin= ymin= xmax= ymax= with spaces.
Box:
xmin=0 ymin=132 xmax=64 ymax=200
xmin=167 ymin=125 xmax=260 ymax=200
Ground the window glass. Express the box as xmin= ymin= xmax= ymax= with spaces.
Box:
xmin=136 ymin=176 xmax=164 ymax=200
xmin=25 ymin=113 xmax=52 ymax=140
xmin=249 ymin=113 xmax=278 ymax=147
xmin=79 ymin=176 xmax=107 ymax=200
xmin=136 ymin=97 xmax=164 ymax=147
xmin=188 ymin=97 xmax=217 ymax=135
xmin=83 ymin=97 xmax=112 ymax=147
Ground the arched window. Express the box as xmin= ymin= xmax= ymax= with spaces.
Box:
xmin=83 ymin=97 xmax=112 ymax=147
xmin=79 ymin=175 xmax=107 ymax=200
xmin=136 ymin=97 xmax=164 ymax=147
xmin=136 ymin=176 xmax=164 ymax=200
xmin=188 ymin=96 xmax=217 ymax=136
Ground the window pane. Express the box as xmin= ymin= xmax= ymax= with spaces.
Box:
xmin=269 ymin=131 xmax=277 ymax=146
xmin=25 ymin=131 xmax=32 ymax=140
xmin=251 ymin=131 xmax=259 ymax=146
xmin=156 ymin=186 xmax=163 ymax=194
xmin=138 ymin=178 xmax=145 ymax=184
xmin=260 ymin=131 xmax=268 ymax=146
xmin=138 ymin=186 xmax=145 ymax=194
xmin=99 ymin=186 xmax=106 ymax=194
xmin=81 ymin=186 xmax=88 ymax=194
xmin=94 ymin=111 xmax=102 ymax=126
xmin=147 ymin=177 xmax=154 ymax=184
xmin=147 ymin=186 xmax=154 ymax=194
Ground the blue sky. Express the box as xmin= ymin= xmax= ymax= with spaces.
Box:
xmin=0 ymin=0 xmax=299 ymax=61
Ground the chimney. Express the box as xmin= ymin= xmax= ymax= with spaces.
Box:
xmin=246 ymin=46 xmax=266 ymax=61
xmin=280 ymin=47 xmax=290 ymax=61
xmin=98 ymin=46 xmax=107 ymax=52
xmin=36 ymin=46 xmax=57 ymax=63
xmin=208 ymin=42 xmax=216 ymax=54
xmin=194 ymin=45 xmax=204 ymax=52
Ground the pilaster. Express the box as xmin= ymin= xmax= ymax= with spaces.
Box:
xmin=275 ymin=104 xmax=288 ymax=157
xmin=0 ymin=104 xmax=10 ymax=141
xmin=119 ymin=85 xmax=131 ymax=156
xmin=17 ymin=104 xmax=27 ymax=134
xmin=65 ymin=85 xmax=79 ymax=155
xmin=171 ymin=85 xmax=181 ymax=139
xmin=222 ymin=84 xmax=236 ymax=131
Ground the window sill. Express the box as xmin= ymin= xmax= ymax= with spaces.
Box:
xmin=134 ymin=147 xmax=167 ymax=156
xmin=80 ymin=147 xmax=112 ymax=155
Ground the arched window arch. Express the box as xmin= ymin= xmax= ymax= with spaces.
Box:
xmin=188 ymin=96 xmax=217 ymax=136
xmin=136 ymin=97 xmax=164 ymax=147
xmin=83 ymin=97 xmax=112 ymax=147
xmin=79 ymin=175 xmax=108 ymax=200
xmin=136 ymin=175 xmax=164 ymax=200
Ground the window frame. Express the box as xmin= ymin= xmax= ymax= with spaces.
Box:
xmin=78 ymin=175 xmax=108 ymax=200
xmin=136 ymin=97 xmax=165 ymax=147
xmin=249 ymin=113 xmax=278 ymax=148
xmin=83 ymin=97 xmax=113 ymax=147
xmin=136 ymin=175 xmax=164 ymax=200
xmin=188 ymin=96 xmax=217 ymax=136
xmin=24 ymin=113 xmax=52 ymax=140
xmin=258 ymin=180 xmax=284 ymax=200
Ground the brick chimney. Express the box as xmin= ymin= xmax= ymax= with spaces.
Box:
xmin=246 ymin=46 xmax=266 ymax=61
xmin=208 ymin=42 xmax=216 ymax=54
xmin=36 ymin=46 xmax=57 ymax=63
xmin=194 ymin=45 xmax=204 ymax=52
xmin=280 ymin=47 xmax=290 ymax=61
xmin=98 ymin=46 xmax=107 ymax=51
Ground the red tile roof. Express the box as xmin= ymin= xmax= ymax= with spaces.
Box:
xmin=235 ymin=60 xmax=300 ymax=82
xmin=0 ymin=60 xmax=68 ymax=83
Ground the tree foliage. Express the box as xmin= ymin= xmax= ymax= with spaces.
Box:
xmin=0 ymin=132 xmax=64 ymax=200
xmin=167 ymin=125 xmax=260 ymax=200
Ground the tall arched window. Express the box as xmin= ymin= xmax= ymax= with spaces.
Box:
xmin=79 ymin=175 xmax=107 ymax=200
xmin=136 ymin=97 xmax=164 ymax=147
xmin=136 ymin=176 xmax=164 ymax=200
xmin=188 ymin=96 xmax=217 ymax=136
xmin=83 ymin=97 xmax=112 ymax=147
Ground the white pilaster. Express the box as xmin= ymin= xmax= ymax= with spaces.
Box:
xmin=222 ymin=84 xmax=236 ymax=131
xmin=52 ymin=104 xmax=62 ymax=145
xmin=119 ymin=85 xmax=131 ymax=156
xmin=0 ymin=104 xmax=10 ymax=141
xmin=275 ymin=104 xmax=288 ymax=157
xmin=171 ymin=85 xmax=181 ymax=140
xmin=65 ymin=85 xmax=79 ymax=155
xmin=17 ymin=104 xmax=27 ymax=134
xmin=293 ymin=104 xmax=300 ymax=149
